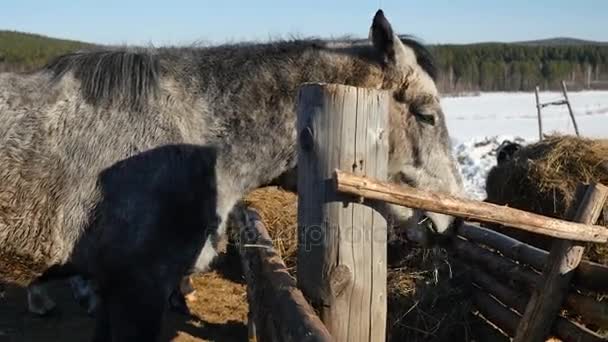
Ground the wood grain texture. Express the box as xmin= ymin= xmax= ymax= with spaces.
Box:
xmin=453 ymin=236 xmax=608 ymax=329
xmin=457 ymin=223 xmax=608 ymax=292
xmin=297 ymin=83 xmax=389 ymax=342
xmin=333 ymin=170 xmax=608 ymax=243
xmin=561 ymin=80 xmax=580 ymax=136
xmin=454 ymin=260 xmax=604 ymax=342
xmin=535 ymin=86 xmax=543 ymax=140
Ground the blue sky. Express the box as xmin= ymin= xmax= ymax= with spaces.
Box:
xmin=1 ymin=0 xmax=607 ymax=46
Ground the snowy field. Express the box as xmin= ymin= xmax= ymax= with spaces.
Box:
xmin=442 ymin=91 xmax=608 ymax=199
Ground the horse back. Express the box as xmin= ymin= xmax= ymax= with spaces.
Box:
xmin=0 ymin=70 xmax=207 ymax=286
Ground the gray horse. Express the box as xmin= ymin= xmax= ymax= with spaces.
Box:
xmin=0 ymin=9 xmax=463 ymax=341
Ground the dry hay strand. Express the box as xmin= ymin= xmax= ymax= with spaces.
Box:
xmin=231 ymin=186 xmax=298 ymax=270
xmin=386 ymin=246 xmax=482 ymax=342
xmin=187 ymin=271 xmax=248 ymax=325
xmin=487 ymin=134 xmax=608 ymax=216
xmin=486 ymin=134 xmax=608 ymax=264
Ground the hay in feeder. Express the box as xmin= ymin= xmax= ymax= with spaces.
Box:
xmin=385 ymin=247 xmax=481 ymax=342
xmin=485 ymin=134 xmax=608 ymax=263
xmin=231 ymin=186 xmax=299 ymax=270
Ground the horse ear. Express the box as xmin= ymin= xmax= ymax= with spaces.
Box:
xmin=370 ymin=9 xmax=396 ymax=62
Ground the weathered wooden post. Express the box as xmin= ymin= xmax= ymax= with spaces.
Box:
xmin=561 ymin=80 xmax=580 ymax=137
xmin=296 ymin=83 xmax=389 ymax=342
xmin=534 ymin=86 xmax=543 ymax=141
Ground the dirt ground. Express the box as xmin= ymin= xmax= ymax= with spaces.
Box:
xmin=0 ymin=253 xmax=249 ymax=342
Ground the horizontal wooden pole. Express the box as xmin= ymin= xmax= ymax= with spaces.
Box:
xmin=468 ymin=313 xmax=510 ymax=342
xmin=458 ymin=223 xmax=608 ymax=292
xmin=452 ymin=236 xmax=539 ymax=290
xmin=471 ymin=288 xmax=519 ymax=337
xmin=454 ymin=260 xmax=605 ymax=342
xmin=334 ymin=170 xmax=608 ymax=243
xmin=238 ymin=208 xmax=333 ymax=342
xmin=454 ymin=260 xmax=528 ymax=311
xmin=566 ymin=294 xmax=608 ymax=328
xmin=540 ymin=100 xmax=568 ymax=108
xmin=453 ymin=237 xmax=608 ymax=330
xmin=458 ymin=223 xmax=549 ymax=270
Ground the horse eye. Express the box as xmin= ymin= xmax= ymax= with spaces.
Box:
xmin=413 ymin=110 xmax=436 ymax=126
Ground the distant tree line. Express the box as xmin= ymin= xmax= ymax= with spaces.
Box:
xmin=0 ymin=31 xmax=91 ymax=73
xmin=2 ymin=30 xmax=607 ymax=93
xmin=430 ymin=43 xmax=608 ymax=93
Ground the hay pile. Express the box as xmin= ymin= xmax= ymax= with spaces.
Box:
xmin=385 ymin=246 xmax=482 ymax=342
xmin=238 ymin=187 xmax=299 ymax=270
xmin=229 ymin=186 xmax=486 ymax=342
xmin=485 ymin=134 xmax=608 ymax=263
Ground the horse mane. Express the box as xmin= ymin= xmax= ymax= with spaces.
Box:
xmin=399 ymin=35 xmax=438 ymax=81
xmin=41 ymin=34 xmax=437 ymax=111
xmin=43 ymin=49 xmax=162 ymax=111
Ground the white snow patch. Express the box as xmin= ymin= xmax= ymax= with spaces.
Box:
xmin=452 ymin=135 xmax=527 ymax=200
xmin=443 ymin=91 xmax=608 ymax=142
xmin=443 ymin=91 xmax=608 ymax=199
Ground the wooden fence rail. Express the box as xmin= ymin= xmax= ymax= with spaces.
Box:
xmin=453 ymin=260 xmax=604 ymax=342
xmin=238 ymin=207 xmax=333 ymax=342
xmin=452 ymin=236 xmax=608 ymax=333
xmin=333 ymin=170 xmax=608 ymax=243
xmin=457 ymin=223 xmax=608 ymax=292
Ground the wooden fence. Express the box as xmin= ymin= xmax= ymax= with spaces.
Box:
xmin=335 ymin=170 xmax=608 ymax=341
xmin=235 ymin=83 xmax=608 ymax=342
xmin=237 ymin=206 xmax=332 ymax=342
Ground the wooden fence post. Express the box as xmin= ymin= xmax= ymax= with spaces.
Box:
xmin=514 ymin=183 xmax=608 ymax=342
xmin=561 ymin=80 xmax=580 ymax=137
xmin=296 ymin=83 xmax=389 ymax=342
xmin=535 ymin=86 xmax=543 ymax=141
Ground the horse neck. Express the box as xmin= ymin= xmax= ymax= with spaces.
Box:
xmin=204 ymin=45 xmax=378 ymax=221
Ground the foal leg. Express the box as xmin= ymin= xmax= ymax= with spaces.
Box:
xmin=168 ymin=276 xmax=196 ymax=315
xmin=101 ymin=273 xmax=170 ymax=342
xmin=69 ymin=275 xmax=99 ymax=315
xmin=26 ymin=281 xmax=56 ymax=316
xmin=91 ymin=298 xmax=110 ymax=342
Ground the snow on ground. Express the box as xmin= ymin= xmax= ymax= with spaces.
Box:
xmin=452 ymin=135 xmax=526 ymax=200
xmin=442 ymin=91 xmax=608 ymax=199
